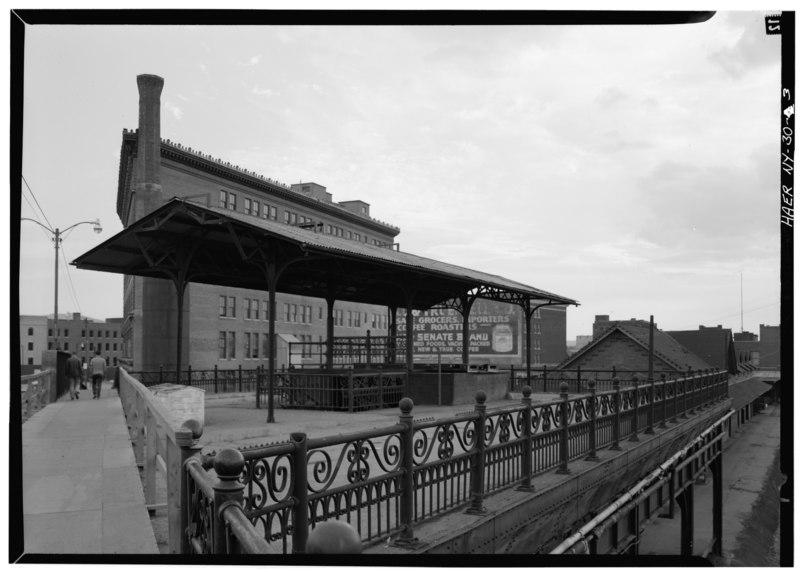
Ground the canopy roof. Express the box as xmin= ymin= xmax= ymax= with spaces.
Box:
xmin=72 ymin=198 xmax=578 ymax=311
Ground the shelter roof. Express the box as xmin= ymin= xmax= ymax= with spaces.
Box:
xmin=73 ymin=198 xmax=578 ymax=311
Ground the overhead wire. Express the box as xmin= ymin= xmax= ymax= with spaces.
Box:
xmin=21 ymin=175 xmax=53 ymax=231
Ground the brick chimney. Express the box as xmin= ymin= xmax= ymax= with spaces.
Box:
xmin=133 ymin=74 xmax=164 ymax=219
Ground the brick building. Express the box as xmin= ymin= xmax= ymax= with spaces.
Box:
xmin=666 ymin=325 xmax=739 ymax=375
xmin=117 ymin=75 xmax=403 ymax=372
xmin=558 ymin=322 xmax=711 ymax=379
xmin=759 ymin=324 xmax=781 ymax=368
xmin=19 ymin=313 xmax=124 ymax=371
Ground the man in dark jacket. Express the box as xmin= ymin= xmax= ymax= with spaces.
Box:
xmin=65 ymin=351 xmax=83 ymax=400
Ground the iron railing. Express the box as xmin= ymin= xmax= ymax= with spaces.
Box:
xmin=181 ymin=368 xmax=729 ymax=554
xmin=130 ymin=365 xmax=261 ymax=393
xmin=508 ymin=365 xmax=686 ymax=394
xmin=289 ymin=334 xmax=403 ymax=368
xmin=262 ymin=368 xmax=406 ymax=412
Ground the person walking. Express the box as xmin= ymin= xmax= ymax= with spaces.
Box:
xmin=89 ymin=349 xmax=107 ymax=399
xmin=65 ymin=351 xmax=82 ymax=400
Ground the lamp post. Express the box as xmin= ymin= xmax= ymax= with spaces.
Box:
xmin=21 ymin=218 xmax=102 ymax=350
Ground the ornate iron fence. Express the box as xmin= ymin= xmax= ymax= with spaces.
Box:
xmin=180 ymin=368 xmax=729 ymax=554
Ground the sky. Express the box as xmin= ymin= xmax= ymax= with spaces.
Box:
xmin=14 ymin=9 xmax=785 ymax=342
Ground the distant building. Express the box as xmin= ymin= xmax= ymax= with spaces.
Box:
xmin=733 ymin=331 xmax=760 ymax=366
xmin=559 ymin=322 xmax=712 ymax=379
xmin=19 ymin=315 xmax=48 ymax=369
xmin=575 ymin=335 xmax=593 ymax=350
xmin=593 ymin=315 xmax=655 ymax=339
xmin=759 ymin=324 xmax=781 ymax=368
xmin=20 ymin=313 xmax=125 ymax=367
xmin=666 ymin=325 xmax=739 ymax=375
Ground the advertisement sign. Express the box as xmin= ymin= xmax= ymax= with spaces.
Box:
xmin=396 ymin=300 xmax=521 ymax=358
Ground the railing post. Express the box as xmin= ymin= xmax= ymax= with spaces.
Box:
xmin=377 ymin=364 xmax=384 ymax=409
xmin=159 ymin=365 xmax=164 ymax=385
xmin=576 ymin=366 xmax=582 ymax=394
xmin=187 ymin=364 xmax=192 ymax=387
xmin=145 ymin=409 xmax=158 ymax=514
xmin=396 ymin=398 xmax=418 ymax=546
xmin=290 ymin=433 xmax=309 ymax=553
xmin=348 ymin=369 xmax=354 ymax=413
xmin=543 ymin=365 xmax=548 ymax=393
xmin=645 ymin=374 xmax=655 ymax=434
xmin=556 ymin=383 xmax=571 ymax=474
xmin=366 ymin=330 xmax=372 ymax=367
xmin=629 ymin=375 xmax=640 ymax=442
xmin=586 ymin=380 xmax=599 ymax=461
xmin=238 ymin=365 xmax=243 ymax=392
xmin=660 ymin=373 xmax=668 ymax=428
xmin=467 ymin=391 xmax=488 ymax=513
xmin=517 ymin=386 xmax=535 ymax=490
xmin=168 ymin=419 xmax=203 ymax=554
xmin=212 ymin=448 xmax=246 ymax=554
xmin=256 ymin=366 xmax=261 ymax=408
xmin=509 ymin=364 xmax=515 ymax=393
xmin=610 ymin=377 xmax=622 ymax=451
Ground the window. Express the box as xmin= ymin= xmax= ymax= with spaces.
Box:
xmin=227 ymin=332 xmax=236 ymax=359
xmin=346 ymin=230 xmax=352 ymax=240
xmin=220 ymin=190 xmax=228 ymax=208
xmin=353 ymin=232 xmax=361 ymax=241
xmin=244 ymin=333 xmax=251 ymax=359
xmin=252 ymin=200 xmax=260 ymax=217
xmin=106 ymin=343 xmax=110 ymax=351
xmin=262 ymin=301 xmax=269 ymax=321
xmin=284 ymin=211 xmax=290 ymax=224
xmin=64 ymin=342 xmax=69 ymax=351
xmin=290 ymin=212 xmax=297 ymax=224
xmin=228 ymin=297 xmax=236 ymax=318
xmin=244 ymin=298 xmax=252 ymax=319
xmin=65 ymin=329 xmax=70 ymax=337
xmin=48 ymin=342 xmax=53 ymax=350
xmin=27 ymin=358 xmax=33 ymax=365
xmin=218 ymin=332 xmax=227 ymax=359
xmin=284 ymin=303 xmax=290 ymax=322
xmin=229 ymin=193 xmax=237 ymax=211
xmin=89 ymin=343 xmax=94 ymax=351
xmin=48 ymin=328 xmax=53 ymax=337
xmin=244 ymin=197 xmax=252 ymax=215
xmin=113 ymin=357 xmax=118 ymax=366
xmin=219 ymin=296 xmax=226 ymax=316
xmin=90 ymin=330 xmax=94 ymax=337
xmin=252 ymin=299 xmax=259 ymax=320
xmin=106 ymin=330 xmax=110 ymax=338
xmin=319 ymin=307 xmax=323 ymax=320
xmin=81 ymin=329 xmax=85 ymax=337
xmin=270 ymin=206 xmax=277 ymax=219
xmin=27 ymin=327 xmax=33 ymax=336
xmin=252 ymin=333 xmax=259 ymax=359
xmin=27 ymin=342 xmax=33 ymax=351
xmin=114 ymin=343 xmax=118 ymax=351
xmin=334 ymin=309 xmax=344 ymax=326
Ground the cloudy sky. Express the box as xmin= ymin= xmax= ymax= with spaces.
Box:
xmin=15 ymin=10 xmax=784 ymax=341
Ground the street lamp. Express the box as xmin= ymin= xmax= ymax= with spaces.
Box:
xmin=21 ymin=218 xmax=102 ymax=350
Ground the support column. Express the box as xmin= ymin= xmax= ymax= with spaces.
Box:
xmin=677 ymin=484 xmax=695 ymax=556
xmin=711 ymin=454 xmax=723 ymax=556
xmin=524 ymin=300 xmax=533 ymax=385
xmin=460 ymin=295 xmax=473 ymax=368
xmin=388 ymin=305 xmax=397 ymax=364
xmin=326 ymin=294 xmax=336 ymax=369
xmin=405 ymin=305 xmax=414 ymax=381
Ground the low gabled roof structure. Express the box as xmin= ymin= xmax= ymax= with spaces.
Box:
xmin=559 ymin=323 xmax=712 ymax=373
xmin=73 ymin=197 xmax=578 ymax=312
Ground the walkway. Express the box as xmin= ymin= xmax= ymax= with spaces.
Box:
xmin=22 ymin=381 xmax=159 ymax=554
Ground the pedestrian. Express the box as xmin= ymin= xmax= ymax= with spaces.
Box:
xmin=65 ymin=351 xmax=82 ymax=400
xmin=89 ymin=349 xmax=106 ymax=399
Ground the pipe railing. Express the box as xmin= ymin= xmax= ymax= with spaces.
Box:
xmin=20 ymin=369 xmax=54 ymax=422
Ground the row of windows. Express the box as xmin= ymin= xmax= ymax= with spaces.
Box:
xmin=221 ymin=296 xmax=387 ymax=329
xmin=38 ymin=327 xmax=119 ymax=338
xmin=25 ymin=356 xmax=120 ymax=366
xmin=219 ymin=331 xmax=273 ymax=360
xmin=44 ymin=341 xmax=119 ymax=352
xmin=285 ymin=303 xmax=313 ymax=324
xmin=221 ymin=188 xmax=392 ymax=247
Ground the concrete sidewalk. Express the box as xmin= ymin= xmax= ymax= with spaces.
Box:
xmin=22 ymin=381 xmax=159 ymax=554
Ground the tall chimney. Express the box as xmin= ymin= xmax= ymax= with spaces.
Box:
xmin=134 ymin=74 xmax=164 ymax=219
